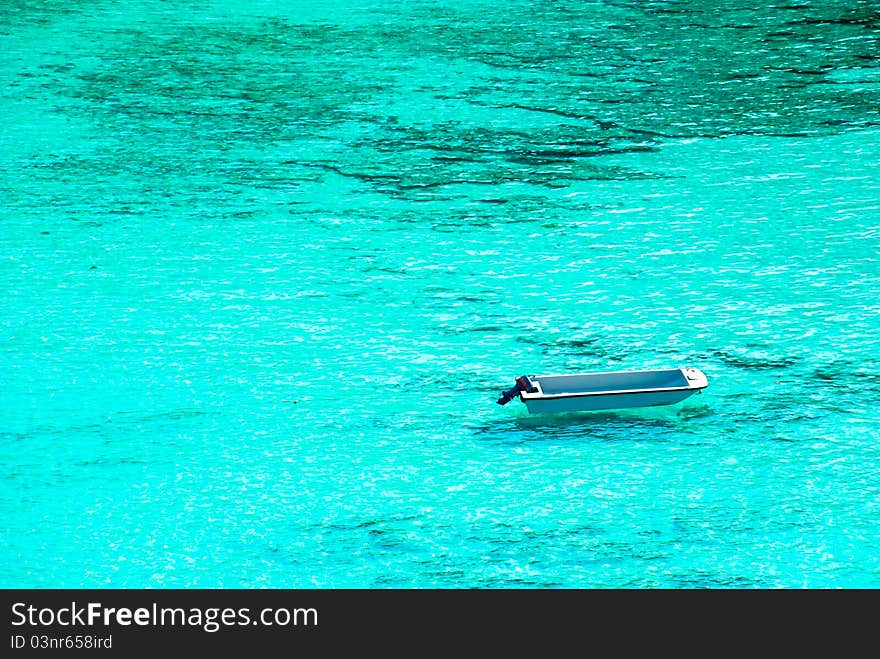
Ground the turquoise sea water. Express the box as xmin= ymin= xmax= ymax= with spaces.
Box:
xmin=1 ymin=1 xmax=878 ymax=588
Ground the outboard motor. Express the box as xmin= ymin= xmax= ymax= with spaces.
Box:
xmin=496 ymin=375 xmax=537 ymax=405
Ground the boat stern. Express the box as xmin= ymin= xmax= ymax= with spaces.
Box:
xmin=496 ymin=375 xmax=541 ymax=406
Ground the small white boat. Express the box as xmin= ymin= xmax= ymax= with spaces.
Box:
xmin=496 ymin=367 xmax=708 ymax=414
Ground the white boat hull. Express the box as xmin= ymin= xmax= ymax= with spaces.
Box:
xmin=522 ymin=387 xmax=700 ymax=414
xmin=503 ymin=367 xmax=708 ymax=415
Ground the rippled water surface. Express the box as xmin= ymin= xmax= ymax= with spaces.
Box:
xmin=2 ymin=0 xmax=879 ymax=588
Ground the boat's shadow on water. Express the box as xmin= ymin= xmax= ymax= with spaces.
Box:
xmin=471 ymin=404 xmax=715 ymax=444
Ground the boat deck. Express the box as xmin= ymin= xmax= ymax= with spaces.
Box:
xmin=533 ymin=369 xmax=689 ymax=396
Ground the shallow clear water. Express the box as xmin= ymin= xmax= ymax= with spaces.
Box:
xmin=1 ymin=0 xmax=879 ymax=588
